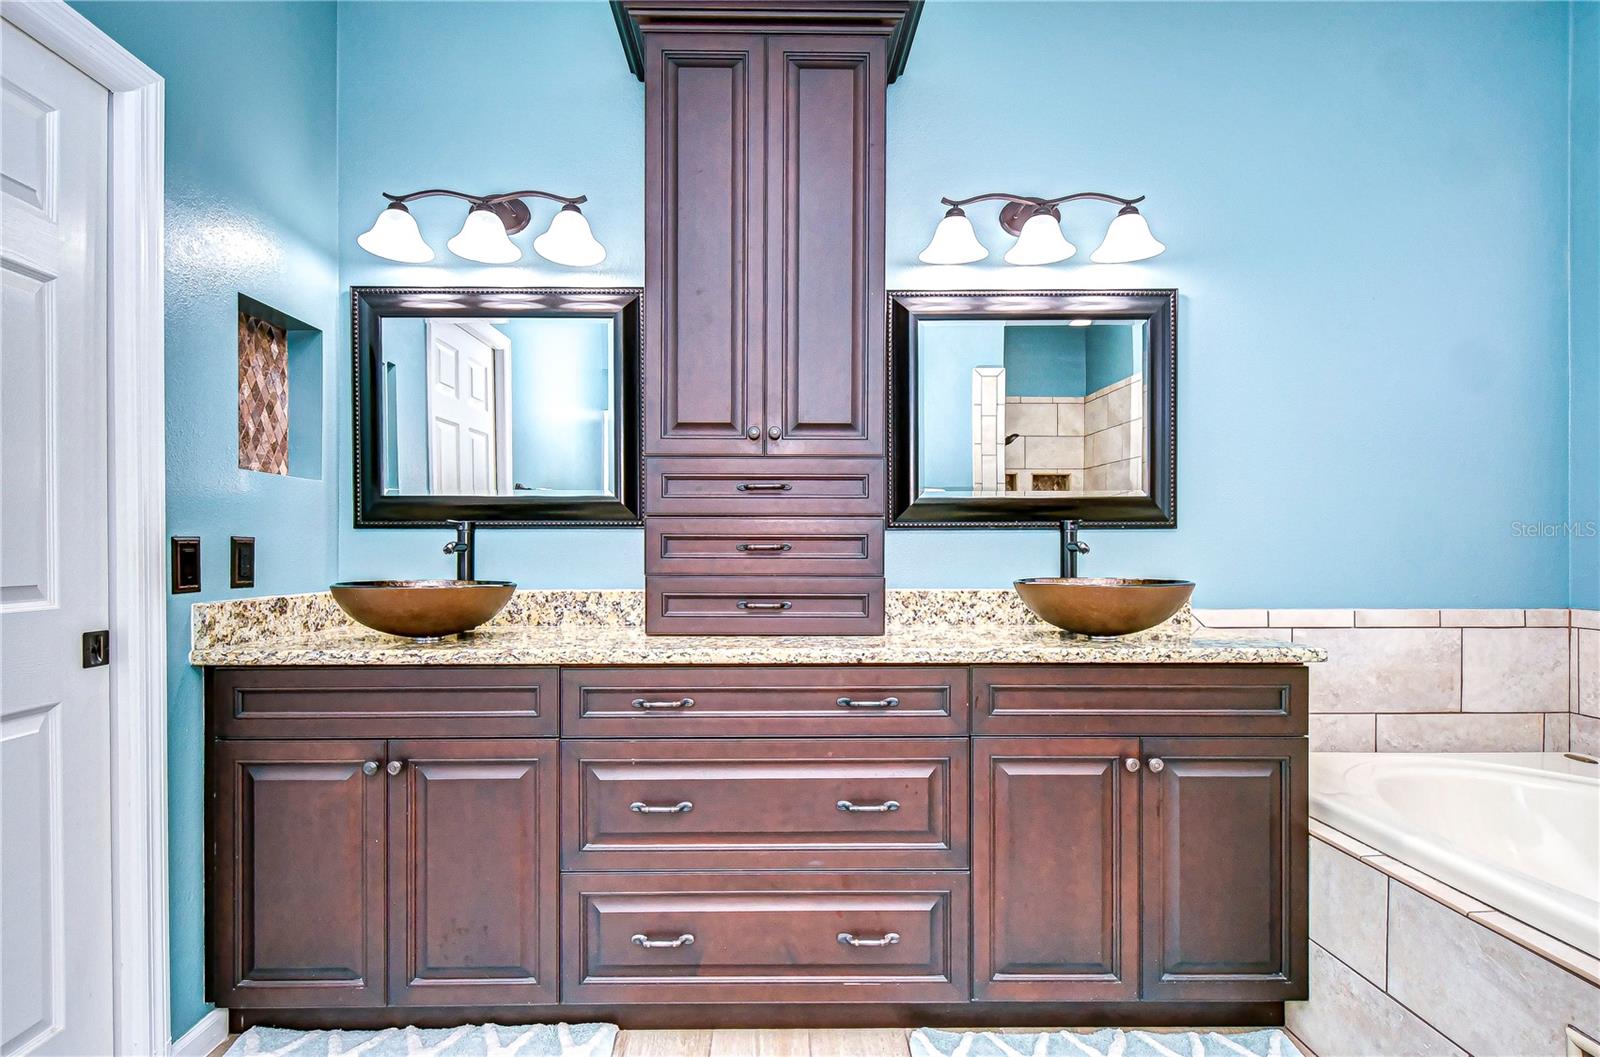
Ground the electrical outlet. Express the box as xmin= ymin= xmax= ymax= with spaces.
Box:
xmin=230 ymin=536 xmax=255 ymax=588
xmin=171 ymin=537 xmax=201 ymax=593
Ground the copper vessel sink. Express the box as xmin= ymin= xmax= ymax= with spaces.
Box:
xmin=330 ymin=579 xmax=516 ymax=641
xmin=1014 ymin=577 xmax=1195 ymax=637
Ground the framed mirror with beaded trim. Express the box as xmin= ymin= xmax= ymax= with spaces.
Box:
xmin=888 ymin=289 xmax=1176 ymax=527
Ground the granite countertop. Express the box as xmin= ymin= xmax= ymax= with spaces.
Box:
xmin=189 ymin=590 xmax=1327 ymax=667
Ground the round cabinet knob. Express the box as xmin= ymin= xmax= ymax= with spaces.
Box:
xmin=362 ymin=761 xmax=379 ymax=776
xmin=387 ymin=760 xmax=404 ymax=775
xmin=1124 ymin=758 xmax=1141 ymax=772
xmin=1148 ymin=758 xmax=1165 ymax=773
xmin=746 ymin=426 xmax=761 ymax=440
xmin=768 ymin=425 xmax=780 ymax=440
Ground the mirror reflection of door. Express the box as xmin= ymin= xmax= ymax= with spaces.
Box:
xmin=425 ymin=320 xmax=512 ymax=495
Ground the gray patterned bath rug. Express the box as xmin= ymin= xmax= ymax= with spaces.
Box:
xmin=909 ymin=1028 xmax=1304 ymax=1057
xmin=223 ymin=1023 xmax=617 ymax=1057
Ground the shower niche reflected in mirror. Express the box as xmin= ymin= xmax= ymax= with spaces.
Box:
xmin=890 ymin=290 xmax=1175 ymax=526
xmin=353 ymin=288 xmax=640 ymax=525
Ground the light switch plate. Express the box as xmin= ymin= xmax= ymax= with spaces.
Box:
xmin=230 ymin=536 xmax=255 ymax=589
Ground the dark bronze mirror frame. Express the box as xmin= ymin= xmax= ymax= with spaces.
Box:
xmin=352 ymin=287 xmax=642 ymax=527
xmin=888 ymin=289 xmax=1177 ymax=528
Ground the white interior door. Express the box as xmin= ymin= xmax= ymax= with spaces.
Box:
xmin=0 ymin=20 xmax=115 ymax=1057
xmin=426 ymin=321 xmax=498 ymax=494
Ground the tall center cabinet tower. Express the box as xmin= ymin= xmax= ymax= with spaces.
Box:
xmin=619 ymin=0 xmax=919 ymax=635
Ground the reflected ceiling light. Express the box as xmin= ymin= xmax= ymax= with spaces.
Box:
xmin=917 ymin=190 xmax=1164 ymax=267
xmin=357 ymin=188 xmax=606 ymax=267
xmin=534 ymin=204 xmax=607 ymax=267
xmin=356 ymin=202 xmax=433 ymax=263
xmin=918 ymin=206 xmax=988 ymax=264
xmin=1068 ymin=318 xmax=1093 ymax=327
xmin=1091 ymin=205 xmax=1167 ymax=263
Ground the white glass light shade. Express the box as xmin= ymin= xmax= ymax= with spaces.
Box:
xmin=357 ymin=203 xmax=433 ymax=263
xmin=1004 ymin=212 xmax=1076 ymax=266
xmin=533 ymin=205 xmax=606 ymax=267
xmin=918 ymin=209 xmax=988 ymax=264
xmin=447 ymin=206 xmax=521 ymax=264
xmin=1091 ymin=208 xmax=1166 ymax=263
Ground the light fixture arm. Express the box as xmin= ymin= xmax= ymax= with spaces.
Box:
xmin=939 ymin=191 xmax=1145 ymax=210
xmin=380 ymin=188 xmax=588 ymax=236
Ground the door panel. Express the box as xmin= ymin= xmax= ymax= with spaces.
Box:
xmin=426 ymin=322 xmax=498 ymax=494
xmin=209 ymin=740 xmax=387 ymax=1008
xmin=0 ymin=22 xmax=112 ymax=1057
xmin=763 ymin=35 xmax=884 ymax=456
xmin=387 ymin=740 xmax=557 ymax=1006
xmin=1140 ymin=736 xmax=1307 ymax=1002
xmin=973 ymin=738 xmax=1139 ymax=1002
xmin=644 ymin=34 xmax=765 ymax=455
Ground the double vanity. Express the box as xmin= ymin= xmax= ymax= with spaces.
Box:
xmin=195 ymin=594 xmax=1321 ymax=1030
xmin=207 ymin=0 xmax=1323 ymax=1034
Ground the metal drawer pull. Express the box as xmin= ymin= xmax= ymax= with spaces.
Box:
xmin=735 ymin=482 xmax=791 ymax=492
xmin=1148 ymin=758 xmax=1165 ymax=773
xmin=838 ymin=932 xmax=900 ymax=948
xmin=632 ymin=697 xmax=694 ymax=710
xmin=362 ymin=760 xmax=380 ymax=776
xmin=387 ymin=760 xmax=404 ymax=775
xmin=837 ymin=799 xmax=900 ymax=813
xmin=836 ymin=696 xmax=899 ymax=710
xmin=737 ymin=601 xmax=791 ymax=610
xmin=632 ymin=933 xmax=695 ymax=949
xmin=737 ymin=542 xmax=792 ymax=552
xmin=1124 ymin=758 xmax=1141 ymax=772
xmin=630 ymin=801 xmax=694 ymax=814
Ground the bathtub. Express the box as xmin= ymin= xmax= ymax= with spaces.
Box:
xmin=1310 ymin=752 xmax=1600 ymax=957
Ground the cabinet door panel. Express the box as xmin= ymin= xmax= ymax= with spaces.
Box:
xmin=644 ymin=34 xmax=764 ymax=455
xmin=763 ymin=35 xmax=884 ymax=456
xmin=387 ymin=739 xmax=557 ymax=1006
xmin=1140 ymin=737 xmax=1308 ymax=1002
xmin=972 ymin=738 xmax=1139 ymax=1002
xmin=209 ymin=739 xmax=387 ymax=1008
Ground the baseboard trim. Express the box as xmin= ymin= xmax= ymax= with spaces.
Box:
xmin=171 ymin=1009 xmax=229 ymax=1057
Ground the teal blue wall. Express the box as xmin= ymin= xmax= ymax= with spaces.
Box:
xmin=68 ymin=0 xmax=1597 ymax=1038
xmin=1084 ymin=326 xmax=1139 ymax=397
xmin=1571 ymin=3 xmax=1599 ymax=609
xmin=1003 ymin=326 xmax=1084 ymax=397
xmin=499 ymin=317 xmax=615 ymax=494
xmin=70 ymin=0 xmax=341 ymax=1037
xmin=916 ymin=321 xmax=1005 ymax=488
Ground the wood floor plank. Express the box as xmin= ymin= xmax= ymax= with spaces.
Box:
xmin=708 ymin=1028 xmax=811 ymax=1057
xmin=805 ymin=1028 xmax=910 ymax=1057
xmin=618 ymin=1028 xmax=715 ymax=1057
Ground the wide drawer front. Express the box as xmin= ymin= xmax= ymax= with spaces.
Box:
xmin=561 ymin=871 xmax=969 ymax=1004
xmin=645 ymin=457 xmax=884 ymax=516
xmin=209 ymin=667 xmax=558 ymax=739
xmin=563 ymin=739 xmax=968 ymax=871
xmin=561 ymin=666 xmax=968 ymax=737
xmin=646 ymin=575 xmax=885 ymax=636
xmin=646 ymin=517 xmax=884 ymax=577
xmin=972 ymin=665 xmax=1308 ymax=736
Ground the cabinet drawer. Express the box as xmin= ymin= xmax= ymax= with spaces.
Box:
xmin=646 ymin=517 xmax=883 ymax=577
xmin=561 ymin=666 xmax=968 ymax=737
xmin=563 ymin=739 xmax=968 ymax=871
xmin=208 ymin=667 xmax=558 ymax=739
xmin=646 ymin=457 xmax=884 ymax=516
xmin=562 ymin=871 xmax=969 ymax=1004
xmin=646 ymin=575 xmax=884 ymax=636
xmin=972 ymin=665 xmax=1307 ymax=737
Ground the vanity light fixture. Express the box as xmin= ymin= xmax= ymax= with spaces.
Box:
xmin=918 ymin=191 xmax=1165 ymax=266
xmin=357 ymin=188 xmax=607 ymax=267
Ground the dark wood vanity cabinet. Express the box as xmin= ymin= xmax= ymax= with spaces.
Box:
xmin=208 ymin=661 xmax=1307 ymax=1026
xmin=207 ymin=714 xmax=559 ymax=1009
xmin=634 ymin=3 xmax=902 ymax=633
xmin=973 ymin=735 xmax=1307 ymax=1005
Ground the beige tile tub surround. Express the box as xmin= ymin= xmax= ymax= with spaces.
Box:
xmin=1292 ymin=826 xmax=1600 ymax=1057
xmin=1193 ymin=608 xmax=1583 ymax=752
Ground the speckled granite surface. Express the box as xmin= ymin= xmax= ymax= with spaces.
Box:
xmin=190 ymin=589 xmax=1324 ymax=667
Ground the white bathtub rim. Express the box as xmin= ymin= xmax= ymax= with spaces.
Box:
xmin=1310 ymin=751 xmax=1600 ymax=959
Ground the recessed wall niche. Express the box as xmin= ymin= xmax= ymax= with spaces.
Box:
xmin=237 ymin=294 xmax=322 ymax=480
